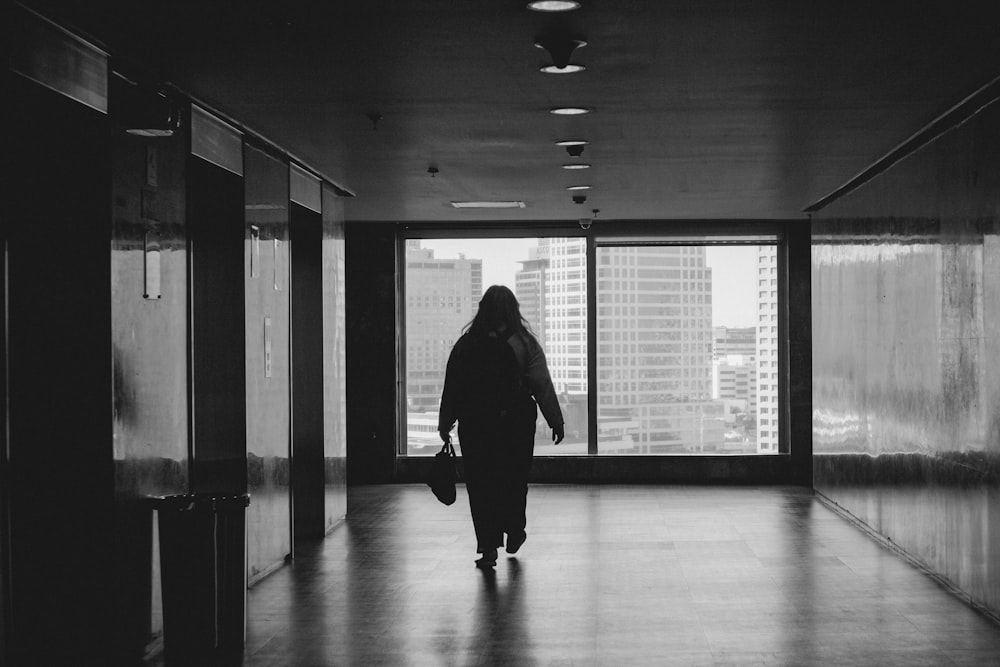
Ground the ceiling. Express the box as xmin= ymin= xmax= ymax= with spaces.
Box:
xmin=27 ymin=0 xmax=1000 ymax=222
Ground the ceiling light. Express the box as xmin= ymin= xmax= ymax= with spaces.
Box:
xmin=566 ymin=185 xmax=591 ymax=190
xmin=550 ymin=107 xmax=590 ymax=115
xmin=562 ymin=164 xmax=591 ymax=169
xmin=535 ymin=37 xmax=587 ymax=69
xmin=527 ymin=1 xmax=581 ymax=11
xmin=555 ymin=140 xmax=589 ymax=146
xmin=540 ymin=64 xmax=586 ymax=74
xmin=450 ymin=201 xmax=526 ymax=209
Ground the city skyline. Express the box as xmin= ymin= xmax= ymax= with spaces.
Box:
xmin=404 ymin=238 xmax=776 ymax=455
xmin=417 ymin=238 xmax=759 ymax=329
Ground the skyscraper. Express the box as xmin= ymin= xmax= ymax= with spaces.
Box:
xmin=712 ymin=325 xmax=757 ymax=414
xmin=756 ymin=246 xmax=779 ymax=452
xmin=515 ymin=244 xmax=549 ymax=343
xmin=541 ymin=239 xmax=722 ymax=453
xmin=404 ymin=240 xmax=482 ymax=414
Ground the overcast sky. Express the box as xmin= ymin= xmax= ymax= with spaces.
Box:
xmin=417 ymin=238 xmax=757 ymax=328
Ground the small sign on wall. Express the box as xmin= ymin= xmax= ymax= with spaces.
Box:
xmin=250 ymin=225 xmax=260 ymax=278
xmin=273 ymin=239 xmax=283 ymax=291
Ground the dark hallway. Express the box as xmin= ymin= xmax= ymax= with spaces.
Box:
xmin=5 ymin=2 xmax=1000 ymax=665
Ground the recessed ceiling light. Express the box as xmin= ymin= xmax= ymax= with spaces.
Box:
xmin=550 ymin=107 xmax=590 ymax=115
xmin=527 ymin=1 xmax=581 ymax=11
xmin=562 ymin=164 xmax=591 ymax=169
xmin=540 ymin=64 xmax=586 ymax=74
xmin=555 ymin=139 xmax=589 ymax=146
xmin=566 ymin=185 xmax=591 ymax=190
xmin=450 ymin=201 xmax=526 ymax=209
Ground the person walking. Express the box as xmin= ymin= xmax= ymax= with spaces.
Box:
xmin=439 ymin=285 xmax=564 ymax=568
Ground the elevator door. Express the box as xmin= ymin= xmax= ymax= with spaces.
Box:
xmin=244 ymin=145 xmax=292 ymax=583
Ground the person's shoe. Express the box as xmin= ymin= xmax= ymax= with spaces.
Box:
xmin=475 ymin=549 xmax=498 ymax=568
xmin=506 ymin=531 xmax=527 ymax=555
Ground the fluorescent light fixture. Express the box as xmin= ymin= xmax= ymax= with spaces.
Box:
xmin=540 ymin=64 xmax=586 ymax=74
xmin=450 ymin=201 xmax=526 ymax=208
xmin=550 ymin=107 xmax=590 ymax=115
xmin=556 ymin=139 xmax=589 ymax=146
xmin=527 ymin=1 xmax=581 ymax=11
xmin=562 ymin=164 xmax=591 ymax=169
xmin=566 ymin=185 xmax=591 ymax=190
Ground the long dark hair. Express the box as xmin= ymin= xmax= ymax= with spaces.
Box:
xmin=465 ymin=285 xmax=535 ymax=338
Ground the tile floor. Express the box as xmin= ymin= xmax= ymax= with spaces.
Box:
xmin=238 ymin=485 xmax=1000 ymax=666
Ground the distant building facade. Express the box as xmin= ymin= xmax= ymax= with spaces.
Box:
xmin=712 ymin=326 xmax=757 ymax=412
xmin=515 ymin=245 xmax=549 ymax=343
xmin=756 ymin=245 xmax=779 ymax=452
xmin=404 ymin=240 xmax=482 ymax=414
xmin=540 ymin=240 xmax=722 ymax=453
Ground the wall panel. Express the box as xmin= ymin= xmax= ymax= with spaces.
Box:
xmin=812 ymin=97 xmax=1000 ymax=617
xmin=190 ymin=153 xmax=247 ymax=495
xmin=110 ymin=77 xmax=189 ymax=659
xmin=291 ymin=202 xmax=325 ymax=536
xmin=244 ymin=144 xmax=291 ymax=582
xmin=322 ymin=188 xmax=347 ymax=528
xmin=345 ymin=223 xmax=399 ymax=484
xmin=7 ymin=73 xmax=114 ymax=664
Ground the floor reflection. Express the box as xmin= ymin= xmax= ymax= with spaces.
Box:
xmin=150 ymin=484 xmax=1000 ymax=666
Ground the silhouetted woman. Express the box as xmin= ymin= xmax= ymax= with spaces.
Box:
xmin=439 ymin=285 xmax=564 ymax=568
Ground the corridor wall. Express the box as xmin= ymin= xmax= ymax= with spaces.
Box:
xmin=6 ymin=9 xmax=351 ymax=661
xmin=811 ymin=90 xmax=1000 ymax=618
xmin=7 ymin=65 xmax=115 ymax=665
xmin=110 ymin=76 xmax=191 ymax=660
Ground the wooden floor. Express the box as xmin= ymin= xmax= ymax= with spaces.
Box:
xmin=238 ymin=485 xmax=1000 ymax=666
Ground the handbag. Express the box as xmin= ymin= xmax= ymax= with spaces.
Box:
xmin=428 ymin=441 xmax=459 ymax=505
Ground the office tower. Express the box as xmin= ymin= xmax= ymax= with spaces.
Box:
xmin=404 ymin=240 xmax=482 ymax=413
xmin=542 ymin=240 xmax=722 ymax=453
xmin=515 ymin=244 xmax=549 ymax=343
xmin=756 ymin=246 xmax=779 ymax=452
xmin=540 ymin=237 xmax=588 ymax=396
xmin=712 ymin=325 xmax=757 ymax=417
xmin=712 ymin=326 xmax=756 ymax=360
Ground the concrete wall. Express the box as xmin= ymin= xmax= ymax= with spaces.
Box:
xmin=811 ymin=95 xmax=1000 ymax=617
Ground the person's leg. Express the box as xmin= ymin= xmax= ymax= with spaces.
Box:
xmin=460 ymin=427 xmax=504 ymax=556
xmin=500 ymin=419 xmax=536 ymax=552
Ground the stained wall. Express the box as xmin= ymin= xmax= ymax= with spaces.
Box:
xmin=812 ymin=96 xmax=1000 ymax=616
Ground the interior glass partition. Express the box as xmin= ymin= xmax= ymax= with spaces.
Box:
xmin=402 ymin=236 xmax=587 ymax=456
xmin=595 ymin=239 xmax=781 ymax=455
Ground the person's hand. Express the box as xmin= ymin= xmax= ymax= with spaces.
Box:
xmin=439 ymin=429 xmax=452 ymax=445
xmin=552 ymin=424 xmax=565 ymax=445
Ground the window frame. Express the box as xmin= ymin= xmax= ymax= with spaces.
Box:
xmin=396 ymin=221 xmax=789 ymax=458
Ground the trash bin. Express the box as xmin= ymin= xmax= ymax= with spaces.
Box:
xmin=152 ymin=493 xmax=250 ymax=665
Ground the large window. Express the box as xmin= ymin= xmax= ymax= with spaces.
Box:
xmin=595 ymin=242 xmax=779 ymax=455
xmin=401 ymin=232 xmax=783 ymax=457
xmin=403 ymin=237 xmax=587 ymax=456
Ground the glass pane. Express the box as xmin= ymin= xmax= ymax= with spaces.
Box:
xmin=404 ymin=237 xmax=587 ymax=456
xmin=596 ymin=244 xmax=779 ymax=455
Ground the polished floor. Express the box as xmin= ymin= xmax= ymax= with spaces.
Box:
xmin=237 ymin=485 xmax=1000 ymax=666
